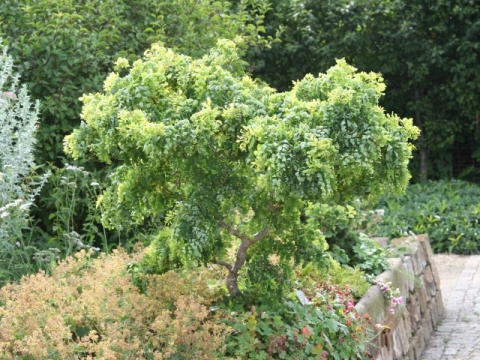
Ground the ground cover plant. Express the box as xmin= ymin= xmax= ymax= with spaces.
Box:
xmin=0 ymin=249 xmax=232 ymax=359
xmin=369 ymin=179 xmax=480 ymax=254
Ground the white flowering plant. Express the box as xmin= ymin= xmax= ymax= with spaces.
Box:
xmin=0 ymin=42 xmax=49 ymax=282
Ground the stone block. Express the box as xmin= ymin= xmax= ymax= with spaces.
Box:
xmin=407 ymin=347 xmax=415 ymax=360
xmin=402 ymin=256 xmax=416 ymax=292
xmin=407 ymin=294 xmax=421 ymax=332
xmin=416 ymin=276 xmax=428 ymax=314
xmin=417 ymin=234 xmax=434 ymax=263
xmin=380 ymin=344 xmax=393 ymax=360
xmin=397 ymin=316 xmax=410 ymax=355
xmin=430 ymin=297 xmax=443 ymax=328
xmin=402 ymin=309 xmax=412 ymax=339
xmin=410 ymin=329 xmax=426 ymax=360
xmin=355 ymin=285 xmax=387 ymax=326
xmin=412 ymin=243 xmax=427 ymax=275
xmin=429 ymin=258 xmax=441 ymax=289
xmin=373 ymin=237 xmax=389 ymax=248
xmin=420 ymin=309 xmax=433 ymax=343
xmin=366 ymin=324 xmax=382 ymax=359
xmin=423 ymin=265 xmax=437 ymax=297
xmin=393 ymin=329 xmax=404 ymax=359
xmin=435 ymin=288 xmax=445 ymax=318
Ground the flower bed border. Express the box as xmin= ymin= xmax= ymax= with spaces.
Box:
xmin=355 ymin=234 xmax=444 ymax=360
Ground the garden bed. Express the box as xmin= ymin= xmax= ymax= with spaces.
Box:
xmin=355 ymin=234 xmax=444 ymax=360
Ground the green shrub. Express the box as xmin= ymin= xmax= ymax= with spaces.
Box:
xmin=65 ymin=39 xmax=419 ymax=296
xmin=0 ymin=0 xmax=270 ymax=258
xmin=33 ymin=164 xmax=159 ymax=259
xmin=370 ymin=179 xmax=480 ymax=254
xmin=350 ymin=234 xmax=389 ymax=276
xmin=295 ymin=260 xmax=371 ymax=301
xmin=224 ymin=282 xmax=372 ymax=359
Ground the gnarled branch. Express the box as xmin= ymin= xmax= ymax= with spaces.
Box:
xmin=212 ymin=259 xmax=233 ymax=272
xmin=216 ymin=220 xmax=270 ymax=296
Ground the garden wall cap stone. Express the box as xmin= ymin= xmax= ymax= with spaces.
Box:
xmin=390 ymin=236 xmax=419 ymax=253
xmin=402 ymin=256 xmax=416 ymax=292
xmin=355 ymin=285 xmax=386 ymax=325
xmin=373 ymin=237 xmax=389 ymax=247
xmin=416 ymin=234 xmax=434 ymax=262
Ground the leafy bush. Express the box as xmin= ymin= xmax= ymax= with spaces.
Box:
xmin=33 ymin=164 xmax=159 ymax=259
xmin=225 ymin=282 xmax=372 ymax=359
xmin=295 ymin=260 xmax=371 ymax=301
xmin=350 ymin=235 xmax=388 ymax=276
xmin=370 ymin=179 xmax=480 ymax=254
xmin=0 ymin=0 xmax=270 ymax=262
xmin=65 ymin=39 xmax=419 ymax=296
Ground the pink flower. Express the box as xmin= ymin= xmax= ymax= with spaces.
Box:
xmin=389 ymin=306 xmax=395 ymax=314
xmin=3 ymin=92 xmax=16 ymax=99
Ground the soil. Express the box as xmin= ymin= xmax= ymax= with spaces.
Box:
xmin=431 ymin=254 xmax=470 ymax=302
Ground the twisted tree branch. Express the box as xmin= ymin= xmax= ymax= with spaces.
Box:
xmin=212 ymin=259 xmax=233 ymax=272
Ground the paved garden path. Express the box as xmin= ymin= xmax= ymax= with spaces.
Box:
xmin=421 ymin=255 xmax=480 ymax=359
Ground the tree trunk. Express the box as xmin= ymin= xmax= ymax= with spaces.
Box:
xmin=415 ymin=88 xmax=428 ymax=182
xmin=215 ymin=222 xmax=269 ymax=297
xmin=226 ymin=269 xmax=241 ymax=296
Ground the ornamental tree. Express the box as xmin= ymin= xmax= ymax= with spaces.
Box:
xmin=65 ymin=40 xmax=419 ymax=296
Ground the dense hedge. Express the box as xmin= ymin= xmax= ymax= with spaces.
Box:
xmin=0 ymin=0 xmax=267 ymax=164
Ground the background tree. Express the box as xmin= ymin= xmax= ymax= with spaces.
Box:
xmin=65 ymin=40 xmax=419 ymax=296
xmin=248 ymin=0 xmax=480 ymax=182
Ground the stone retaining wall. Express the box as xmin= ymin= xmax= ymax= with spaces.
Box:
xmin=355 ymin=234 xmax=444 ymax=360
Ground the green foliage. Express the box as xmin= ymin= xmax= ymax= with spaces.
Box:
xmin=296 ymin=261 xmax=371 ymax=301
xmin=33 ymin=164 xmax=160 ymax=261
xmin=351 ymin=235 xmax=388 ymax=276
xmin=65 ymin=39 xmax=418 ymax=295
xmin=249 ymin=0 xmax=480 ymax=182
xmin=34 ymin=164 xmax=106 ymax=256
xmin=224 ymin=282 xmax=372 ymax=359
xmin=370 ymin=180 xmax=480 ymax=254
xmin=0 ymin=0 xmax=268 ymax=165
xmin=0 ymin=246 xmax=374 ymax=359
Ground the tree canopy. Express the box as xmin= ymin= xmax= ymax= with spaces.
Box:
xmin=65 ymin=40 xmax=419 ymax=295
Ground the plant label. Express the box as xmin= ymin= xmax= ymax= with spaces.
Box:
xmin=296 ymin=290 xmax=312 ymax=305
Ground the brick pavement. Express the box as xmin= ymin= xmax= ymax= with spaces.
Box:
xmin=421 ymin=255 xmax=480 ymax=360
